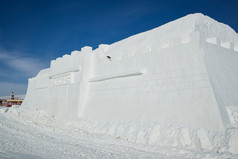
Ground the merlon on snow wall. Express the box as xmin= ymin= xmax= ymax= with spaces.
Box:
xmin=23 ymin=13 xmax=238 ymax=153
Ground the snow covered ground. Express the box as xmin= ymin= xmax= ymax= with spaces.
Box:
xmin=0 ymin=107 xmax=237 ymax=159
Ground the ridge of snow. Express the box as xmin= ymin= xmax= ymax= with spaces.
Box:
xmin=1 ymin=107 xmax=238 ymax=159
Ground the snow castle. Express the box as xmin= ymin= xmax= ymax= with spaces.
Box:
xmin=23 ymin=13 xmax=238 ymax=153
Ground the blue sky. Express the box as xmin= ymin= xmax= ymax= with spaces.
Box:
xmin=0 ymin=0 xmax=237 ymax=96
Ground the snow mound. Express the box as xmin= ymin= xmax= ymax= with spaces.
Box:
xmin=1 ymin=107 xmax=238 ymax=158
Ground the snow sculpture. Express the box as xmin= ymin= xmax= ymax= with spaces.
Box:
xmin=23 ymin=13 xmax=238 ymax=153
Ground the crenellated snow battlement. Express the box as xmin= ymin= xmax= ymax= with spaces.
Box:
xmin=206 ymin=37 xmax=238 ymax=52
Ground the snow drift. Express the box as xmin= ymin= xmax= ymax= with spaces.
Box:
xmin=22 ymin=13 xmax=238 ymax=154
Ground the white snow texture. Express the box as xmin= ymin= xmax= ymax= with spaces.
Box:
xmin=22 ymin=13 xmax=238 ymax=154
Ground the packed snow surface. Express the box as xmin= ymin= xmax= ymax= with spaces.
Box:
xmin=0 ymin=107 xmax=237 ymax=159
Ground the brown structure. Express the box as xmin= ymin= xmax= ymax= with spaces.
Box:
xmin=6 ymin=100 xmax=23 ymax=105
xmin=0 ymin=92 xmax=24 ymax=107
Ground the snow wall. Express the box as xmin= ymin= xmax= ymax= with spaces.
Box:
xmin=23 ymin=13 xmax=238 ymax=153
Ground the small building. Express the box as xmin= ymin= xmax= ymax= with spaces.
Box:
xmin=6 ymin=100 xmax=23 ymax=106
xmin=0 ymin=92 xmax=24 ymax=107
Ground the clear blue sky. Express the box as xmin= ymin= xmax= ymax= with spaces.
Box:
xmin=0 ymin=0 xmax=237 ymax=96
